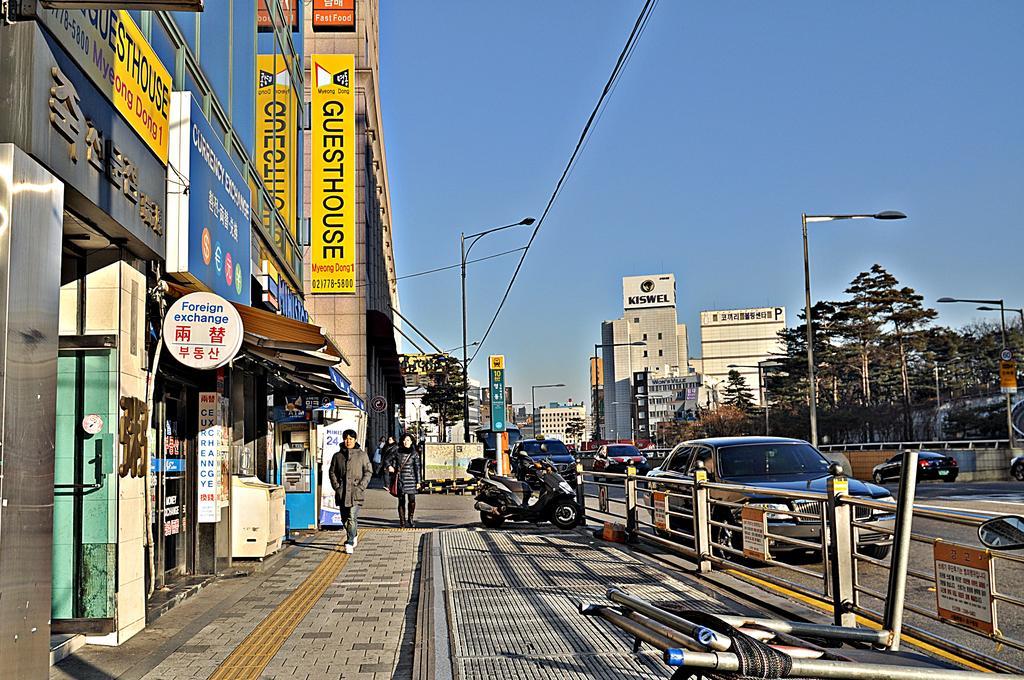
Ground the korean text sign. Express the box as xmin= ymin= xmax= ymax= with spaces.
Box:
xmin=934 ymin=542 xmax=995 ymax=634
xmin=168 ymin=93 xmax=252 ymax=303
xmin=197 ymin=392 xmax=220 ymax=523
xmin=40 ymin=9 xmax=171 ymax=163
xmin=163 ymin=292 xmax=244 ymax=370
xmin=310 ymin=54 xmax=356 ymax=294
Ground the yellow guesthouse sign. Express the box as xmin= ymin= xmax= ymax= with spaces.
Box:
xmin=40 ymin=9 xmax=171 ymax=164
xmin=310 ymin=54 xmax=356 ymax=294
xmin=256 ymin=55 xmax=297 ymax=239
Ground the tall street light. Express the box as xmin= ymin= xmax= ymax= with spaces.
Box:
xmin=802 ymin=210 xmax=906 ymax=446
xmin=938 ymin=296 xmax=1016 ymax=447
xmin=978 ymin=305 xmax=1024 ymax=339
xmin=728 ymin=361 xmax=783 ymax=435
xmin=460 ymin=217 xmax=535 ymax=440
xmin=532 ymin=383 xmax=565 ymax=439
xmin=592 ymin=341 xmax=646 ymax=441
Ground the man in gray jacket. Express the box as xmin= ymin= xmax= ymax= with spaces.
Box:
xmin=329 ymin=429 xmax=372 ymax=553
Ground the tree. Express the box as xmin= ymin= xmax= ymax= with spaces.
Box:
xmin=420 ymin=355 xmax=467 ymax=442
xmin=699 ymin=405 xmax=751 ymax=438
xmin=721 ymin=370 xmax=755 ymax=412
xmin=564 ymin=417 xmax=586 ymax=444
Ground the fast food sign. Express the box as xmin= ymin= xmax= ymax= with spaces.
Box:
xmin=163 ymin=292 xmax=243 ymax=369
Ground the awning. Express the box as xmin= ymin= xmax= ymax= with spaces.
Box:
xmin=163 ymin=281 xmax=357 ymax=403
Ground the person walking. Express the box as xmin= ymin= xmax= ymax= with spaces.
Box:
xmin=386 ymin=433 xmax=422 ymax=528
xmin=329 ymin=429 xmax=372 ymax=553
xmin=371 ymin=436 xmax=386 ymax=478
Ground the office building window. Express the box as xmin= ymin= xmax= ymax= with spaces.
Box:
xmin=659 ymin=350 xmax=664 ymax=357
xmin=642 ymin=333 xmax=647 ymax=340
xmin=658 ymin=332 xmax=663 ymax=340
xmin=642 ymin=350 xmax=648 ymax=358
xmin=633 ymin=317 xmax=640 ymax=323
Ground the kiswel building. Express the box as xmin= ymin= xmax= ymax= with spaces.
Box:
xmin=600 ymin=275 xmax=689 ymax=441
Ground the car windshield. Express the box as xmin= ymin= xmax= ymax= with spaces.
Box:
xmin=718 ymin=443 xmax=830 ymax=478
xmin=607 ymin=445 xmax=640 ymax=457
xmin=522 ymin=440 xmax=570 ymax=456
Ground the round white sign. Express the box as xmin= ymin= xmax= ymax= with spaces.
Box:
xmin=1001 ymin=348 xmax=1014 ymax=362
xmin=82 ymin=414 xmax=104 ymax=435
xmin=163 ymin=292 xmax=244 ymax=370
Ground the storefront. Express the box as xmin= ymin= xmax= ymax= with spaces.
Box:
xmin=0 ymin=13 xmax=170 ymax=660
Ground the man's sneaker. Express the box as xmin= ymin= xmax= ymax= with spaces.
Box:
xmin=353 ymin=536 xmax=358 ymax=548
xmin=344 ymin=543 xmax=354 ymax=554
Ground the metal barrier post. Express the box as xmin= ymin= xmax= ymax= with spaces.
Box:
xmin=825 ymin=467 xmax=856 ymax=627
xmin=883 ymin=450 xmax=919 ymax=651
xmin=625 ymin=465 xmax=638 ymax=541
xmin=692 ymin=465 xmax=712 ymax=574
xmin=576 ymin=462 xmax=587 ymax=524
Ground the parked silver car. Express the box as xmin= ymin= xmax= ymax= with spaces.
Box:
xmin=647 ymin=436 xmax=896 ymax=559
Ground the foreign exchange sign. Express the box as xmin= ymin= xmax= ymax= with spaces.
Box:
xmin=40 ymin=9 xmax=172 ymax=163
xmin=310 ymin=54 xmax=356 ymax=294
xmin=197 ymin=392 xmax=221 ymax=523
xmin=163 ymin=292 xmax=243 ymax=369
xmin=934 ymin=542 xmax=995 ymax=634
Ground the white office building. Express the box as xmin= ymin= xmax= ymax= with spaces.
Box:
xmin=600 ymin=274 xmax=688 ymax=440
xmin=539 ymin=402 xmax=587 ymax=447
xmin=699 ymin=307 xmax=786 ymax=406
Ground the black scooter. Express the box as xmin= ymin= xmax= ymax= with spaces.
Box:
xmin=467 ymin=452 xmax=582 ymax=530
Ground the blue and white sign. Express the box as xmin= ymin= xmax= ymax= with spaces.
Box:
xmin=167 ymin=92 xmax=252 ymax=303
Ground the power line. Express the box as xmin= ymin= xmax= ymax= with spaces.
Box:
xmin=356 ymin=246 xmax=526 ymax=289
xmin=468 ymin=0 xmax=659 ymax=366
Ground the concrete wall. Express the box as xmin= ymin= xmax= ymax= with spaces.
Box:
xmin=841 ymin=448 xmax=1015 ymax=483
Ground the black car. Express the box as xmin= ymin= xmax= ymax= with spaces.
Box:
xmin=511 ymin=438 xmax=578 ymax=486
xmin=872 ymin=451 xmax=958 ymax=484
xmin=591 ymin=444 xmax=651 ymax=477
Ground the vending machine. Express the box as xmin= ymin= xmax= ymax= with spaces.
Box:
xmin=276 ymin=425 xmax=317 ymax=530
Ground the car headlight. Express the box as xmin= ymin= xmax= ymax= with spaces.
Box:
xmin=752 ymin=502 xmax=793 ymax=521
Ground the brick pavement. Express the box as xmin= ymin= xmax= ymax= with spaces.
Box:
xmin=51 ymin=489 xmax=478 ymax=680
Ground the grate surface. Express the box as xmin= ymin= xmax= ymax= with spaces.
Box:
xmin=440 ymin=527 xmax=735 ymax=679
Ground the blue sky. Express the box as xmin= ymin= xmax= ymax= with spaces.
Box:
xmin=380 ymin=2 xmax=1024 ymax=408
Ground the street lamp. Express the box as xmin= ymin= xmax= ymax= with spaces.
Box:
xmin=802 ymin=210 xmax=906 ymax=446
xmin=728 ymin=361 xmax=783 ymax=435
xmin=532 ymin=383 xmax=565 ymax=439
xmin=592 ymin=341 xmax=646 ymax=441
xmin=978 ymin=305 xmax=1024 ymax=338
xmin=460 ymin=217 xmax=535 ymax=440
xmin=938 ymin=296 xmax=1016 ymax=447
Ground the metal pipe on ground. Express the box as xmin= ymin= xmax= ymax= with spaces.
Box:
xmin=713 ymin=614 xmax=889 ymax=647
xmin=623 ymin=610 xmax=708 ymax=652
xmin=664 ymin=650 xmax=1024 ymax=680
xmin=581 ymin=604 xmax=677 ymax=652
xmin=883 ymin=450 xmax=919 ymax=651
xmin=607 ymin=588 xmax=730 ymax=651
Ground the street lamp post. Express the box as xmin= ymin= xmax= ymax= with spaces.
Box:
xmin=939 ymin=297 xmax=1017 ymax=448
xmin=728 ymin=361 xmax=782 ymax=435
xmin=531 ymin=383 xmax=565 ymax=439
xmin=592 ymin=341 xmax=646 ymax=441
xmin=460 ymin=217 xmax=534 ymax=441
xmin=802 ymin=211 xmax=906 ymax=446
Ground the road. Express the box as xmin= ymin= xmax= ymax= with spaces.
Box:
xmin=582 ymin=478 xmax=1024 ymax=671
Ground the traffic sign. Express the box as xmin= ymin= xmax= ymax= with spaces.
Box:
xmin=488 ymin=355 xmax=506 ymax=432
xmin=1001 ymin=348 xmax=1014 ymax=362
xmin=1000 ymin=360 xmax=1018 ymax=394
xmin=370 ymin=396 xmax=388 ymax=413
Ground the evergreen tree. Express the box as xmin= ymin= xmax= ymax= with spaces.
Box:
xmin=721 ymin=370 xmax=755 ymax=412
xmin=420 ymin=355 xmax=467 ymax=442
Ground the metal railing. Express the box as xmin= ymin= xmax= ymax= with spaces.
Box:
xmin=575 ymin=456 xmax=1024 ymax=674
xmin=820 ymin=440 xmax=1010 ymax=452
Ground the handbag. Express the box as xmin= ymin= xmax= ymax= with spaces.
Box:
xmin=388 ymin=453 xmax=411 ymax=497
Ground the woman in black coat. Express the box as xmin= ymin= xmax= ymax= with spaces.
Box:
xmin=385 ymin=433 xmax=422 ymax=528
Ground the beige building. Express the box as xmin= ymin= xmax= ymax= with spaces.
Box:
xmin=700 ymin=307 xmax=786 ymax=406
xmin=302 ymin=0 xmax=403 ymax=441
xmin=539 ymin=402 xmax=587 ymax=447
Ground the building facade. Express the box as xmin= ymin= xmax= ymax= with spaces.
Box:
xmin=302 ymin=0 xmax=403 ymax=446
xmin=538 ymin=402 xmax=587 ymax=447
xmin=699 ymin=307 xmax=786 ymax=406
xmin=600 ymin=274 xmax=688 ymax=440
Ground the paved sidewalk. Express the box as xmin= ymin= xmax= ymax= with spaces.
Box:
xmin=51 ymin=490 xmax=478 ymax=680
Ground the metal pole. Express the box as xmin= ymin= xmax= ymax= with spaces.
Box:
xmin=802 ymin=213 xmax=819 ymax=447
xmin=758 ymin=364 xmax=768 ymax=436
xmin=608 ymin=588 xmax=727 ymax=650
xmin=934 ymin=361 xmax=942 ymax=439
xmin=883 ymin=450 xmax=919 ymax=651
xmin=594 ymin=344 xmax=601 ymax=441
xmin=460 ymin=232 xmax=470 ymax=442
xmin=532 ymin=385 xmax=537 ymax=439
xmin=1000 ymin=301 xmax=1016 ymax=449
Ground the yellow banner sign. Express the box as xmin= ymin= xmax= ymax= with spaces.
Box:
xmin=256 ymin=55 xmax=297 ymax=239
xmin=310 ymin=54 xmax=355 ymax=294
xmin=1001 ymin=360 xmax=1018 ymax=394
xmin=40 ymin=9 xmax=171 ymax=163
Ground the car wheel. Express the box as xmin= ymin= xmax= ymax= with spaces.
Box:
xmin=480 ymin=512 xmax=506 ymax=529
xmin=711 ymin=511 xmax=743 ymax=559
xmin=873 ymin=472 xmax=884 ymax=484
xmin=1013 ymin=463 xmax=1024 ymax=481
xmin=550 ymin=499 xmax=581 ymax=530
xmin=860 ymin=544 xmax=891 ymax=560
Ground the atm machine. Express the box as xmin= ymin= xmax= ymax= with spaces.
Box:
xmin=276 ymin=425 xmax=317 ymax=530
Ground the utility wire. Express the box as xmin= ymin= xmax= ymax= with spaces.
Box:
xmin=356 ymin=246 xmax=526 ymax=289
xmin=468 ymin=0 xmax=659 ymax=366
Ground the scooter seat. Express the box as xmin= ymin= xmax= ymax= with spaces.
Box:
xmin=491 ymin=475 xmax=531 ymax=503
